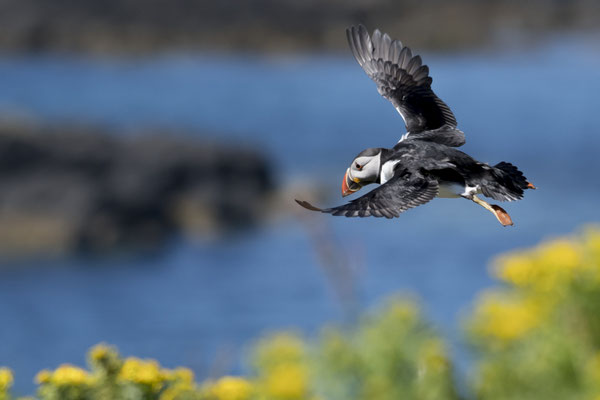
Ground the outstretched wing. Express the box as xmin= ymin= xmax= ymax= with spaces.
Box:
xmin=346 ymin=25 xmax=461 ymax=142
xmin=296 ymin=171 xmax=439 ymax=219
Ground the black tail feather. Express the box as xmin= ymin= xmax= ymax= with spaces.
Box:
xmin=481 ymin=162 xmax=529 ymax=201
xmin=495 ymin=162 xmax=529 ymax=190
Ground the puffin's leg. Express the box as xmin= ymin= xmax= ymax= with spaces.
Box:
xmin=471 ymin=195 xmax=514 ymax=226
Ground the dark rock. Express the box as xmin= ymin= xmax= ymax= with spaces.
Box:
xmin=0 ymin=123 xmax=274 ymax=256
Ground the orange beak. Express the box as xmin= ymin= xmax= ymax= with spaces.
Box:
xmin=342 ymin=169 xmax=360 ymax=197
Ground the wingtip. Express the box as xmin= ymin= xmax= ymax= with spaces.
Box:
xmin=295 ymin=199 xmax=325 ymax=212
xmin=346 ymin=24 xmax=364 ymax=34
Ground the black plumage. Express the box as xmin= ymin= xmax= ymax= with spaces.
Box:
xmin=298 ymin=170 xmax=438 ymax=218
xmin=346 ymin=25 xmax=462 ymax=142
xmin=296 ymin=25 xmax=534 ymax=225
xmin=298 ymin=141 xmax=529 ymax=219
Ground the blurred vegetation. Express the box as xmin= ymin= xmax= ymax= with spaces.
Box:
xmin=467 ymin=226 xmax=600 ymax=400
xmin=2 ymin=226 xmax=600 ymax=399
xmin=312 ymin=298 xmax=458 ymax=400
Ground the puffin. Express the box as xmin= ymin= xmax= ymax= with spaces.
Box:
xmin=296 ymin=25 xmax=535 ymax=226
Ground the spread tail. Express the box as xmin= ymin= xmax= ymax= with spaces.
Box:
xmin=480 ymin=162 xmax=531 ymax=201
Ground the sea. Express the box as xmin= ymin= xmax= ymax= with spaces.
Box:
xmin=0 ymin=34 xmax=599 ymax=393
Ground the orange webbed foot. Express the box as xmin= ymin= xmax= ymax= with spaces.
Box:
xmin=491 ymin=204 xmax=514 ymax=226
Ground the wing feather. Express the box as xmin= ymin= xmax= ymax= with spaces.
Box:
xmin=296 ymin=171 xmax=439 ymax=219
xmin=346 ymin=25 xmax=459 ymax=137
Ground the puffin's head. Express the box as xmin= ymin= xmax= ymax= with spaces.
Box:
xmin=342 ymin=148 xmax=383 ymax=197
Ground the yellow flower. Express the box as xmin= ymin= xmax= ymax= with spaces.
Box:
xmin=175 ymin=368 xmax=194 ymax=384
xmin=34 ymin=370 xmax=52 ymax=385
xmin=471 ymin=292 xmax=541 ymax=342
xmin=253 ymin=333 xmax=309 ymax=399
xmin=254 ymin=333 xmax=305 ymax=370
xmin=264 ymin=363 xmax=307 ymax=400
xmin=535 ymin=239 xmax=583 ymax=291
xmin=495 ymin=237 xmax=587 ymax=292
xmin=387 ymin=299 xmax=419 ymax=323
xmin=207 ymin=376 xmax=253 ymax=400
xmin=89 ymin=343 xmax=112 ymax=362
xmin=119 ymin=357 xmax=163 ymax=386
xmin=0 ymin=368 xmax=13 ymax=390
xmin=162 ymin=367 xmax=194 ymax=384
xmin=495 ymin=252 xmax=536 ymax=287
xmin=51 ymin=364 xmax=90 ymax=386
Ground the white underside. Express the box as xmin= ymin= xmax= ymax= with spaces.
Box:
xmin=380 ymin=160 xmax=401 ymax=184
xmin=380 ymin=159 xmax=481 ymax=199
xmin=438 ymin=182 xmax=481 ymax=198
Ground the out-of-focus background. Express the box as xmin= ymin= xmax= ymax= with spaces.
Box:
xmin=0 ymin=0 xmax=599 ymax=397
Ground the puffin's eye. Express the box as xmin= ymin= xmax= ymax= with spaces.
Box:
xmin=355 ymin=163 xmax=362 ymax=170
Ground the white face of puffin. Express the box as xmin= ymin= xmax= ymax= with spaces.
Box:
xmin=342 ymin=149 xmax=382 ymax=197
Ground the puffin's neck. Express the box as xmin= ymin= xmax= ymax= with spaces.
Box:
xmin=376 ymin=148 xmax=393 ymax=184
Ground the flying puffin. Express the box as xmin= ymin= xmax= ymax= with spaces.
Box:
xmin=296 ymin=25 xmax=535 ymax=226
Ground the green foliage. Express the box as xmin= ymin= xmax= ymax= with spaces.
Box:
xmin=467 ymin=227 xmax=600 ymax=400
xmin=2 ymin=226 xmax=600 ymax=400
xmin=313 ymin=297 xmax=459 ymax=400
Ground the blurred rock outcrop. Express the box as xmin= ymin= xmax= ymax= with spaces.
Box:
xmin=0 ymin=0 xmax=599 ymax=54
xmin=0 ymin=122 xmax=274 ymax=256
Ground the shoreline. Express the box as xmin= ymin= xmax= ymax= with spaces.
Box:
xmin=1 ymin=0 xmax=599 ymax=55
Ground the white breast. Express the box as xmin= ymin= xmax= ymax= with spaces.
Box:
xmin=380 ymin=160 xmax=401 ymax=184
xmin=437 ymin=182 xmax=481 ymax=198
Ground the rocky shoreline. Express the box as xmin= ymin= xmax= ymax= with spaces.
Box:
xmin=0 ymin=121 xmax=274 ymax=256
xmin=0 ymin=0 xmax=598 ymax=54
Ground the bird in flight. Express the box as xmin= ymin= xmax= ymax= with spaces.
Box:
xmin=296 ymin=25 xmax=535 ymax=226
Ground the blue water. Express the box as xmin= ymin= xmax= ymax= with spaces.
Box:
xmin=0 ymin=36 xmax=599 ymax=394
